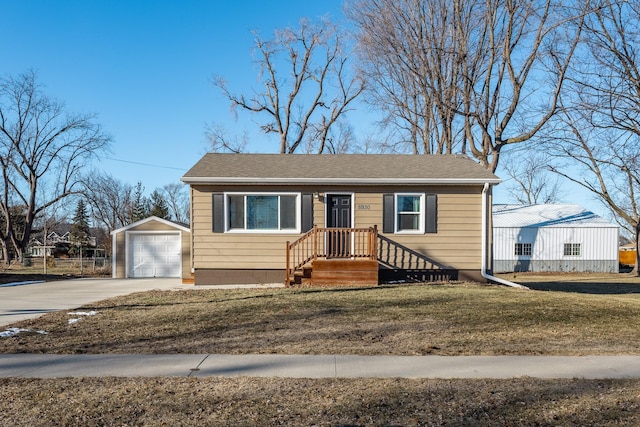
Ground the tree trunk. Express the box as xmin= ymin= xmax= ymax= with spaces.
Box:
xmin=634 ymin=223 xmax=640 ymax=276
xmin=1 ymin=238 xmax=10 ymax=265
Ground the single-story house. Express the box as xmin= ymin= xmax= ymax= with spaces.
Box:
xmin=111 ymin=216 xmax=191 ymax=279
xmin=493 ymin=204 xmax=619 ymax=273
xmin=181 ymin=153 xmax=501 ymax=286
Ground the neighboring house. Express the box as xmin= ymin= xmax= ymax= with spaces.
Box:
xmin=111 ymin=216 xmax=191 ymax=280
xmin=181 ymin=153 xmax=501 ymax=286
xmin=493 ymin=204 xmax=619 ymax=273
xmin=28 ymin=227 xmax=97 ymax=258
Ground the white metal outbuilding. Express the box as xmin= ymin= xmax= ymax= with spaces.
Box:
xmin=493 ymin=204 xmax=619 ymax=273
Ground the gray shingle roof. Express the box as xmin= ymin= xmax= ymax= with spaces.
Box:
xmin=182 ymin=154 xmax=500 ymax=185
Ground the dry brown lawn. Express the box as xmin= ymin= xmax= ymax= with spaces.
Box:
xmin=2 ymin=280 xmax=640 ymax=355
xmin=2 ymin=273 xmax=640 ymax=425
xmin=497 ymin=271 xmax=640 ymax=294
xmin=2 ymin=377 xmax=640 ymax=426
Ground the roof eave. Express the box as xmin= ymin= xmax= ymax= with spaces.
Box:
xmin=181 ymin=177 xmax=502 ymax=185
xmin=110 ymin=216 xmax=190 ymax=235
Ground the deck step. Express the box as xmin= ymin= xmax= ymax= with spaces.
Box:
xmin=309 ymin=259 xmax=378 ymax=287
xmin=289 ymin=259 xmax=379 ymax=287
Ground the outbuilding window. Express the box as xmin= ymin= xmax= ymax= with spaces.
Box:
xmin=563 ymin=243 xmax=581 ymax=256
xmin=514 ymin=243 xmax=532 ymax=256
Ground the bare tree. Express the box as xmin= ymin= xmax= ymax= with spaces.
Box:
xmin=204 ymin=123 xmax=248 ymax=154
xmin=0 ymin=70 xmax=111 ymax=263
xmin=348 ymin=0 xmax=586 ymax=171
xmin=83 ymin=172 xmax=134 ymax=233
xmin=548 ymin=110 xmax=640 ymax=272
xmin=503 ymin=151 xmax=564 ymax=204
xmin=213 ymin=17 xmax=364 ymax=154
xmin=548 ymin=0 xmax=640 ymax=273
xmin=162 ymin=183 xmax=189 ymax=224
xmin=347 ymin=0 xmax=472 ymax=154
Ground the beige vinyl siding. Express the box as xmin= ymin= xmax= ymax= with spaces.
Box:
xmin=191 ymin=186 xmax=303 ymax=269
xmin=353 ymin=188 xmax=482 ymax=270
xmin=313 ymin=198 xmax=324 ymax=227
xmin=113 ymin=232 xmax=126 ymax=278
xmin=191 ymin=184 xmax=484 ymax=271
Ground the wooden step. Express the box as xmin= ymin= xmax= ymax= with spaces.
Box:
xmin=309 ymin=259 xmax=378 ymax=287
xmin=182 ymin=272 xmax=195 ymax=284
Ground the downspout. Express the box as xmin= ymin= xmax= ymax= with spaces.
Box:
xmin=481 ymin=183 xmax=529 ymax=289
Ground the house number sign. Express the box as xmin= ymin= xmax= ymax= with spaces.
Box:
xmin=357 ymin=204 xmax=371 ymax=210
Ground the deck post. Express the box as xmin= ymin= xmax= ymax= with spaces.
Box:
xmin=372 ymin=225 xmax=378 ymax=260
xmin=313 ymin=225 xmax=318 ymax=261
xmin=285 ymin=241 xmax=290 ymax=286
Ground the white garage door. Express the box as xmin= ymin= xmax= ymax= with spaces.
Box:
xmin=129 ymin=233 xmax=181 ymax=278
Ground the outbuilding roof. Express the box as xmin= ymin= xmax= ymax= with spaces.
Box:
xmin=110 ymin=216 xmax=190 ymax=235
xmin=181 ymin=153 xmax=500 ymax=185
xmin=493 ymin=204 xmax=617 ymax=228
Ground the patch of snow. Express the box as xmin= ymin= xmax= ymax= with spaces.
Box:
xmin=0 ymin=327 xmax=48 ymax=337
xmin=67 ymin=310 xmax=98 ymax=324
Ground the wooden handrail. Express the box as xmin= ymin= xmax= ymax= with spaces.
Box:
xmin=286 ymin=225 xmax=378 ymax=285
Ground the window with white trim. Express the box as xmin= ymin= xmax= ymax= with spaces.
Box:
xmin=395 ymin=194 xmax=424 ymax=233
xmin=514 ymin=243 xmax=532 ymax=256
xmin=226 ymin=193 xmax=299 ymax=232
xmin=563 ymin=243 xmax=581 ymax=256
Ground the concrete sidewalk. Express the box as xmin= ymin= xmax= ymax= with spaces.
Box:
xmin=1 ymin=354 xmax=639 ymax=379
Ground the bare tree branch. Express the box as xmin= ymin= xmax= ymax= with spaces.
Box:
xmin=348 ymin=0 xmax=587 ymax=172
xmin=212 ymin=18 xmax=364 ymax=154
xmin=0 ymin=70 xmax=111 ymax=262
xmin=503 ymin=151 xmax=564 ymax=204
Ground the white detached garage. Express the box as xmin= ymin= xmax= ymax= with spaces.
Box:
xmin=111 ymin=216 xmax=191 ymax=280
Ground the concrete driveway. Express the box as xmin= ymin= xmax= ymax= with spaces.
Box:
xmin=0 ymin=278 xmax=185 ymax=327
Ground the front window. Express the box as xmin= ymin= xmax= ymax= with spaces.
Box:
xmin=514 ymin=243 xmax=532 ymax=256
xmin=396 ymin=194 xmax=424 ymax=233
xmin=563 ymin=243 xmax=581 ymax=256
xmin=226 ymin=193 xmax=299 ymax=232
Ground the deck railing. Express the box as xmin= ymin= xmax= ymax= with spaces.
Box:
xmin=286 ymin=225 xmax=378 ymax=285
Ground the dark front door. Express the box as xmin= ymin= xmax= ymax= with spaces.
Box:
xmin=327 ymin=195 xmax=351 ymax=257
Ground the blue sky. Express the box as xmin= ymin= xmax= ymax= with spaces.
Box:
xmin=1 ymin=0 xmax=346 ymax=193
xmin=1 ymin=0 xmax=609 ymax=218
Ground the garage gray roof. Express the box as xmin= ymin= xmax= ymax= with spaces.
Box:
xmin=181 ymin=153 xmax=500 ymax=185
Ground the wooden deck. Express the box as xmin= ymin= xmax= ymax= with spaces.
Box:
xmin=286 ymin=226 xmax=378 ymax=287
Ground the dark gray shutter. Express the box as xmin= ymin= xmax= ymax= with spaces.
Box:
xmin=382 ymin=194 xmax=394 ymax=233
xmin=212 ymin=193 xmax=224 ymax=233
xmin=301 ymin=193 xmax=313 ymax=232
xmin=425 ymin=194 xmax=437 ymax=233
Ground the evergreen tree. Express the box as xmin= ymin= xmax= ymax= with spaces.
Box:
xmin=69 ymin=199 xmax=91 ymax=256
xmin=130 ymin=182 xmax=149 ymax=223
xmin=148 ymin=189 xmax=170 ymax=220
